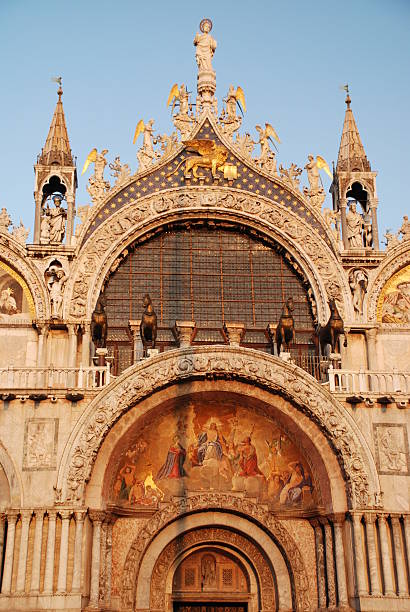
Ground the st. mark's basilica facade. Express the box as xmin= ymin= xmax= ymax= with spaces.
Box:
xmin=0 ymin=19 xmax=409 ymax=612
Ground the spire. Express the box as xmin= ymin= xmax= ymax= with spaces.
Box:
xmin=336 ymin=93 xmax=370 ymax=173
xmin=38 ymin=85 xmax=73 ymax=166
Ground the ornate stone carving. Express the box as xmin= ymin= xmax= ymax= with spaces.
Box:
xmin=368 ymin=245 xmax=410 ymax=322
xmin=279 ymin=163 xmax=303 ymax=191
xmin=57 ymin=347 xmax=373 ymax=508
xmin=66 ymin=187 xmax=349 ymax=322
xmin=349 ymin=268 xmax=368 ymax=317
xmin=373 ymin=423 xmax=410 ymax=475
xmin=11 ymin=221 xmax=29 ymax=245
xmin=121 ymin=494 xmax=309 ymax=611
xmin=87 ymin=149 xmax=111 ymax=205
xmin=109 ymin=156 xmax=131 ymax=187
xmin=0 ymin=207 xmax=12 ymax=233
xmin=303 ymin=155 xmax=326 ymax=210
xmin=41 ymin=195 xmax=67 ymax=244
xmin=45 ymin=262 xmax=68 ymax=319
xmin=149 ymin=526 xmax=275 ymax=611
xmin=0 ymin=235 xmax=48 ymax=319
xmin=23 ymin=418 xmax=58 ymax=471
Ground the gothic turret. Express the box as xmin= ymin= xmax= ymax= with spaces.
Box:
xmin=33 ymin=82 xmax=77 ymax=246
xmin=331 ymin=91 xmax=379 ymax=250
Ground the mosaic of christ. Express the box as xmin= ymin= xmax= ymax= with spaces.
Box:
xmin=111 ymin=403 xmax=317 ymax=510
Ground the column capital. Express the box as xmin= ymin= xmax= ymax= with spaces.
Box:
xmin=376 ymin=511 xmax=388 ymax=521
xmin=331 ymin=512 xmax=346 ymax=525
xmin=59 ymin=509 xmax=72 ymax=520
xmin=74 ymin=509 xmax=87 ymax=523
xmin=33 ymin=508 xmax=46 ymax=517
xmin=403 ymin=513 xmax=410 ymax=525
xmin=364 ymin=512 xmax=377 ymax=524
xmin=47 ymin=509 xmax=58 ymax=520
xmin=6 ymin=509 xmax=20 ymax=521
xmin=309 ymin=518 xmax=322 ymax=529
xmin=390 ymin=514 xmax=401 ymax=526
xmin=89 ymin=509 xmax=106 ymax=523
xmin=20 ymin=509 xmax=33 ymax=521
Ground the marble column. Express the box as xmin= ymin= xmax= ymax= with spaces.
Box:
xmin=99 ymin=519 xmax=108 ymax=606
xmin=322 ymin=520 xmax=337 ymax=608
xmin=0 ymin=513 xmax=5 ymax=585
xmin=377 ymin=513 xmax=395 ymax=596
xmin=67 ymin=324 xmax=79 ymax=381
xmin=30 ymin=509 xmax=45 ymax=594
xmin=72 ymin=510 xmax=86 ymax=593
xmin=36 ymin=323 xmax=49 ymax=368
xmin=391 ymin=516 xmax=407 ymax=596
xmin=333 ymin=516 xmax=349 ymax=607
xmin=57 ymin=509 xmax=72 ymax=593
xmin=88 ymin=511 xmax=104 ymax=608
xmin=370 ymin=199 xmax=380 ymax=250
xmin=351 ymin=513 xmax=367 ymax=596
xmin=404 ymin=515 xmax=410 ymax=583
xmin=311 ymin=520 xmax=326 ymax=609
xmin=16 ymin=509 xmax=32 ymax=593
xmin=1 ymin=509 xmax=19 ymax=594
xmin=364 ymin=513 xmax=381 ymax=595
xmin=43 ymin=510 xmax=57 ymax=593
xmin=365 ymin=328 xmax=378 ymax=373
xmin=340 ymin=199 xmax=349 ymax=250
xmin=81 ymin=326 xmax=91 ymax=368
xmin=105 ymin=517 xmax=115 ymax=608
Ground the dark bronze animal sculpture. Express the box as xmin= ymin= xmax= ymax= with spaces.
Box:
xmin=314 ymin=298 xmax=347 ymax=356
xmin=91 ymin=295 xmax=107 ymax=348
xmin=140 ymin=294 xmax=157 ymax=356
xmin=276 ymin=297 xmax=295 ymax=355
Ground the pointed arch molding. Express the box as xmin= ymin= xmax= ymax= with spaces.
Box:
xmin=122 ymin=502 xmax=308 ymax=611
xmin=0 ymin=440 xmax=23 ymax=508
xmin=0 ymin=234 xmax=49 ymax=319
xmin=56 ymin=346 xmax=378 ymax=509
xmin=64 ymin=186 xmax=353 ymax=321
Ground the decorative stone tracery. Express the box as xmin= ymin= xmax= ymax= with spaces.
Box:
xmin=64 ymin=187 xmax=352 ymax=323
xmin=56 ymin=346 xmax=378 ymax=509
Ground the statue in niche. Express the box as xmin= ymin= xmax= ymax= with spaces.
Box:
xmin=46 ymin=265 xmax=68 ymax=318
xmin=194 ymin=18 xmax=217 ymax=75
xmin=42 ymin=195 xmax=67 ymax=244
xmin=201 ymin=555 xmax=216 ymax=589
xmin=346 ymin=201 xmax=364 ymax=248
xmin=0 ymin=207 xmax=12 ymax=233
xmin=91 ymin=295 xmax=108 ymax=348
xmin=349 ymin=268 xmax=368 ymax=316
xmin=363 ymin=208 xmax=373 ymax=247
xmin=140 ymin=294 xmax=157 ymax=356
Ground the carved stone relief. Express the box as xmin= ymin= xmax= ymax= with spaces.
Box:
xmin=120 ymin=494 xmax=309 ymax=611
xmin=373 ymin=423 xmax=410 ymax=476
xmin=23 ymin=418 xmax=58 ymax=471
xmin=367 ymin=246 xmax=410 ymax=323
xmin=56 ymin=347 xmax=374 ymax=508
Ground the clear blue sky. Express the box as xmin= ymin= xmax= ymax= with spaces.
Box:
xmin=0 ymin=0 xmax=409 ymax=241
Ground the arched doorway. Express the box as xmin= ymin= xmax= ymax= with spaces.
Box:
xmin=171 ymin=547 xmax=250 ymax=611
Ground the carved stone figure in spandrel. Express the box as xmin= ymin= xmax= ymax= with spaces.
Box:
xmin=349 ymin=268 xmax=368 ymax=316
xmin=46 ymin=265 xmax=68 ymax=318
xmin=91 ymin=295 xmax=108 ymax=348
xmin=140 ymin=294 xmax=157 ymax=356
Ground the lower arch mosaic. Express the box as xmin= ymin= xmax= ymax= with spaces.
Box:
xmin=110 ymin=398 xmax=319 ymax=511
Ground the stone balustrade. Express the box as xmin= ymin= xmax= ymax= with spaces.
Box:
xmin=328 ymin=365 xmax=410 ymax=394
xmin=0 ymin=364 xmax=112 ymax=390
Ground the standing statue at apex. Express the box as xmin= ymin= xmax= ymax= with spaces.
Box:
xmin=194 ymin=19 xmax=217 ymax=74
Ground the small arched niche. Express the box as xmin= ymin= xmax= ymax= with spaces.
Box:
xmin=41 ymin=175 xmax=67 ymax=206
xmin=346 ymin=181 xmax=369 ymax=213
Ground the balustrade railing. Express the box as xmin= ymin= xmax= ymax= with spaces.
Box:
xmin=328 ymin=366 xmax=410 ymax=394
xmin=0 ymin=364 xmax=112 ymax=390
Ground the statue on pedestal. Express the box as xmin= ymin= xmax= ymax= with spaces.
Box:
xmin=346 ymin=202 xmax=364 ymax=248
xmin=82 ymin=148 xmax=111 ymax=204
xmin=194 ymin=18 xmax=217 ymax=74
xmin=42 ymin=195 xmax=67 ymax=244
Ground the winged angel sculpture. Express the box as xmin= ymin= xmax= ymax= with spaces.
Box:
xmin=168 ymin=140 xmax=228 ymax=179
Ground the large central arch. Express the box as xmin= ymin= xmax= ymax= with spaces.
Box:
xmin=56 ymin=346 xmax=379 ymax=509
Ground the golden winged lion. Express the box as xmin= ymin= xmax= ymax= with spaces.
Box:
xmin=168 ymin=139 xmax=228 ymax=179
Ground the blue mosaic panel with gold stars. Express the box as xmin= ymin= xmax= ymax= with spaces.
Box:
xmin=82 ymin=120 xmax=330 ymax=248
